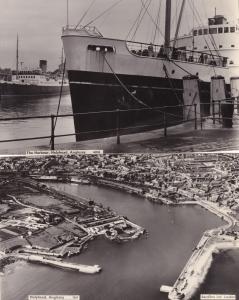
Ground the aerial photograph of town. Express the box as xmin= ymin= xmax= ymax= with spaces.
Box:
xmin=0 ymin=153 xmax=239 ymax=300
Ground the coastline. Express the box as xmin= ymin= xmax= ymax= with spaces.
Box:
xmin=66 ymin=178 xmax=239 ymax=300
xmin=0 ymin=178 xmax=145 ymax=275
xmin=2 ymin=176 xmax=238 ymax=299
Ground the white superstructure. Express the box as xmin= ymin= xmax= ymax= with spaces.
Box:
xmin=11 ymin=70 xmax=68 ymax=87
xmin=174 ymin=14 xmax=239 ymax=77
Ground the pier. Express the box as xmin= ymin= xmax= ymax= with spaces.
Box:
xmin=163 ymin=200 xmax=239 ymax=300
xmin=168 ymin=235 xmax=239 ymax=300
xmin=15 ymin=254 xmax=101 ymax=274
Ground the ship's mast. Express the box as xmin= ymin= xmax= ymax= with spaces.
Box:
xmin=172 ymin=0 xmax=186 ymax=49
xmin=164 ymin=0 xmax=171 ymax=52
xmin=238 ymin=0 xmax=239 ymax=21
xmin=66 ymin=0 xmax=69 ymax=28
xmin=16 ymin=34 xmax=19 ymax=79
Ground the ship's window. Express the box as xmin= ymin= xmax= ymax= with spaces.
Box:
xmin=230 ymin=27 xmax=235 ymax=33
xmin=88 ymin=45 xmax=115 ymax=52
xmin=193 ymin=30 xmax=197 ymax=36
xmin=203 ymin=29 xmax=208 ymax=35
xmin=224 ymin=27 xmax=229 ymax=33
xmin=218 ymin=27 xmax=223 ymax=33
xmin=204 ymin=46 xmax=207 ymax=49
xmin=219 ymin=45 xmax=223 ymax=48
xmin=231 ymin=45 xmax=235 ymax=47
xmin=198 ymin=29 xmax=203 ymax=35
xmin=193 ymin=47 xmax=197 ymax=50
xmin=209 ymin=28 xmax=217 ymax=34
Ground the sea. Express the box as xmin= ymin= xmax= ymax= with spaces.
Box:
xmin=2 ymin=183 xmax=238 ymax=300
xmin=0 ymin=94 xmax=75 ymax=152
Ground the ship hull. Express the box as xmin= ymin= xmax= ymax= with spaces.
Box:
xmin=0 ymin=82 xmax=69 ymax=99
xmin=68 ymin=70 xmax=211 ymax=141
xmin=62 ymin=29 xmax=229 ymax=141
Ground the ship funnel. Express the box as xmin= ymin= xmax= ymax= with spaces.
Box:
xmin=39 ymin=60 xmax=47 ymax=73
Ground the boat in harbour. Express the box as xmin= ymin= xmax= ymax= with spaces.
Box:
xmin=62 ymin=0 xmax=230 ymax=141
xmin=0 ymin=67 xmax=69 ymax=99
xmin=0 ymin=36 xmax=69 ymax=99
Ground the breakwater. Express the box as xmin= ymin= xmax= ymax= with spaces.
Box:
xmin=168 ymin=236 xmax=239 ymax=300
xmin=18 ymin=254 xmax=101 ymax=274
xmin=166 ymin=200 xmax=238 ymax=300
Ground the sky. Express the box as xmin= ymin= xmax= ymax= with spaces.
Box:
xmin=0 ymin=0 xmax=238 ymax=71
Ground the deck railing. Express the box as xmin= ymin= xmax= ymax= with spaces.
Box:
xmin=0 ymin=98 xmax=237 ymax=151
xmin=126 ymin=41 xmax=228 ymax=67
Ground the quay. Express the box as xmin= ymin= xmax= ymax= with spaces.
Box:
xmin=16 ymin=254 xmax=101 ymax=274
xmin=162 ymin=200 xmax=239 ymax=300
xmin=49 ymin=118 xmax=239 ymax=153
xmin=168 ymin=235 xmax=239 ymax=300
xmin=2 ymin=117 xmax=239 ymax=154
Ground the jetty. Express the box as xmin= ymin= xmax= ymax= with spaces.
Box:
xmin=162 ymin=200 xmax=239 ymax=300
xmin=20 ymin=254 xmax=101 ymax=274
xmin=168 ymin=235 xmax=239 ymax=300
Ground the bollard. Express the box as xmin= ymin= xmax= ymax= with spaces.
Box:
xmin=116 ymin=109 xmax=120 ymax=145
xmin=212 ymin=100 xmax=215 ymax=124
xmin=51 ymin=115 xmax=55 ymax=150
xmin=164 ymin=111 xmax=167 ymax=137
xmin=194 ymin=104 xmax=197 ymax=130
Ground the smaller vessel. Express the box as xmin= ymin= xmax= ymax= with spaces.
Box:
xmin=0 ymin=36 xmax=69 ymax=99
xmin=0 ymin=64 xmax=69 ymax=99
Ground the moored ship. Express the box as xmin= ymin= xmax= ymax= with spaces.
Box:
xmin=62 ymin=0 xmax=230 ymax=141
xmin=0 ymin=63 xmax=69 ymax=99
xmin=0 ymin=70 xmax=69 ymax=99
xmin=0 ymin=35 xmax=69 ymax=99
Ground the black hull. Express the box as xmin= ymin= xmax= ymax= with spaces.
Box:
xmin=68 ymin=70 xmax=211 ymax=141
xmin=0 ymin=82 xmax=69 ymax=99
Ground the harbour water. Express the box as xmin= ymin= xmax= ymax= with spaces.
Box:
xmin=2 ymin=183 xmax=234 ymax=300
xmin=0 ymin=94 xmax=74 ymax=151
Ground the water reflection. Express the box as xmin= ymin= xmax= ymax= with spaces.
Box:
xmin=0 ymin=94 xmax=75 ymax=150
